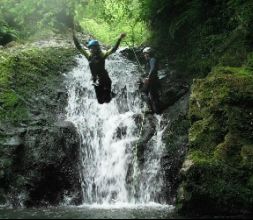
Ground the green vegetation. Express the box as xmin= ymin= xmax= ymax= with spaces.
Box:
xmin=0 ymin=0 xmax=149 ymax=46
xmin=76 ymin=0 xmax=149 ymax=46
xmin=178 ymin=66 xmax=253 ymax=215
xmin=0 ymin=0 xmax=80 ymax=43
xmin=0 ymin=46 xmax=76 ymax=123
xmin=76 ymin=0 xmax=253 ymax=75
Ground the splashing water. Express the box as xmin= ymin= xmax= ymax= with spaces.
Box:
xmin=65 ymin=53 xmax=167 ymax=206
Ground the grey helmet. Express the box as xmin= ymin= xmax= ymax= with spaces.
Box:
xmin=143 ymin=47 xmax=153 ymax=54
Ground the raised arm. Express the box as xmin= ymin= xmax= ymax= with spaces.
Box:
xmin=72 ymin=32 xmax=90 ymax=59
xmin=104 ymin=33 xmax=126 ymax=58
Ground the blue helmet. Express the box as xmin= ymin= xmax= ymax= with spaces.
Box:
xmin=87 ymin=40 xmax=99 ymax=48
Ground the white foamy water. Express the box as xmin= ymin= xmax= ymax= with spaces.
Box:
xmin=65 ymin=53 xmax=168 ymax=206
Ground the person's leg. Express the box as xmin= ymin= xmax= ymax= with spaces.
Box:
xmin=94 ymin=85 xmax=105 ymax=104
xmin=149 ymin=93 xmax=159 ymax=113
xmin=149 ymin=81 xmax=162 ymax=114
xmin=104 ymin=88 xmax=112 ymax=103
xmin=101 ymin=71 xmax=112 ymax=103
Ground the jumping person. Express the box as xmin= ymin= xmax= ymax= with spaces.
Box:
xmin=72 ymin=31 xmax=126 ymax=104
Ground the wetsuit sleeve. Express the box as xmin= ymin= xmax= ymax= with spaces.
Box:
xmin=148 ymin=58 xmax=157 ymax=78
xmin=103 ymin=38 xmax=122 ymax=59
xmin=73 ymin=34 xmax=90 ymax=59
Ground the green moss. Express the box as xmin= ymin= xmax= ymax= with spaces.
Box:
xmin=189 ymin=150 xmax=216 ymax=165
xmin=245 ymin=52 xmax=253 ymax=70
xmin=190 ymin=67 xmax=253 ymax=127
xmin=211 ymin=66 xmax=253 ymax=77
xmin=178 ymin=66 xmax=253 ymax=215
xmin=189 ymin=116 xmax=226 ymax=153
xmin=178 ymin=156 xmax=253 ymax=215
xmin=0 ymin=91 xmax=19 ymax=107
xmin=214 ymin=133 xmax=242 ymax=165
xmin=0 ymin=46 xmax=76 ymax=123
xmin=165 ymin=114 xmax=190 ymax=152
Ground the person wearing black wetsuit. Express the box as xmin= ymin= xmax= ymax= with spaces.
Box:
xmin=73 ymin=31 xmax=126 ymax=104
xmin=142 ymin=47 xmax=162 ymax=114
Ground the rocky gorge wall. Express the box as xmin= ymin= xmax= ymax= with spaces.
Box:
xmin=0 ymin=36 xmax=252 ymax=217
xmin=176 ymin=66 xmax=253 ymax=216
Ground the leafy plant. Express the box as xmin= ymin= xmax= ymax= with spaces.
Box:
xmin=76 ymin=0 xmax=149 ymax=46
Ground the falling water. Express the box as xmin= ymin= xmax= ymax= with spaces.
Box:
xmin=65 ymin=52 xmax=167 ymax=206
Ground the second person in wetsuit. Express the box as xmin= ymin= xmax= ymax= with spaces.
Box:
xmin=73 ymin=31 xmax=126 ymax=104
xmin=141 ymin=47 xmax=162 ymax=114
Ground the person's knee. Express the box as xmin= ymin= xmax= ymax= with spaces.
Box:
xmin=96 ymin=92 xmax=105 ymax=104
xmin=97 ymin=98 xmax=104 ymax=104
xmin=104 ymin=96 xmax=111 ymax=103
xmin=104 ymin=91 xmax=112 ymax=103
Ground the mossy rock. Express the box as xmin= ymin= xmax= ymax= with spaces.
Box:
xmin=245 ymin=52 xmax=253 ymax=70
xmin=0 ymin=43 xmax=78 ymax=204
xmin=177 ymin=66 xmax=253 ymax=215
xmin=178 ymin=154 xmax=253 ymax=215
xmin=241 ymin=145 xmax=253 ymax=168
xmin=0 ymin=46 xmax=76 ymax=123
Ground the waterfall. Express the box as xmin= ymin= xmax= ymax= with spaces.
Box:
xmin=65 ymin=53 xmax=167 ymax=205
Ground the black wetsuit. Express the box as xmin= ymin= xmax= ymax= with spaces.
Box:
xmin=144 ymin=57 xmax=161 ymax=114
xmin=73 ymin=35 xmax=122 ymax=104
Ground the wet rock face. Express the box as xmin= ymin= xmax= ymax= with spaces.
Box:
xmin=159 ymin=76 xmax=189 ymax=110
xmin=161 ymin=93 xmax=190 ymax=204
xmin=133 ymin=114 xmax=157 ymax=165
xmin=22 ymin=121 xmax=81 ymax=207
xmin=1 ymin=121 xmax=81 ymax=207
xmin=1 ymin=121 xmax=82 ymax=208
xmin=0 ymin=45 xmax=82 ymax=207
xmin=128 ymin=92 xmax=190 ymax=205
